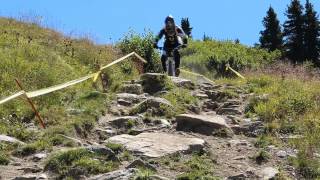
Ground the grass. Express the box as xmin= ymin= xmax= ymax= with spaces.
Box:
xmin=45 ymin=148 xmax=119 ymax=178
xmin=133 ymin=168 xmax=155 ymax=180
xmin=0 ymin=17 xmax=142 ymax=162
xmin=218 ymin=65 xmax=320 ymax=178
xmin=0 ymin=152 xmax=10 ymax=165
xmin=105 ymin=142 xmax=123 ymax=154
xmin=180 ymin=39 xmax=281 ymax=78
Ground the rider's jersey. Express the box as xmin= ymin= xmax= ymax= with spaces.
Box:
xmin=155 ymin=25 xmax=185 ymax=46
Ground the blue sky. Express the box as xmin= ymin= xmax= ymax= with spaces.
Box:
xmin=1 ymin=0 xmax=319 ymax=46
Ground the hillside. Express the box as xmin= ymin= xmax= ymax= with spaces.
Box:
xmin=0 ymin=18 xmax=320 ymax=180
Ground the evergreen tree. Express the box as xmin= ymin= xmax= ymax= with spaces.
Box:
xmin=283 ymin=0 xmax=305 ymax=64
xmin=259 ymin=6 xmax=283 ymax=52
xmin=181 ymin=18 xmax=193 ymax=37
xmin=304 ymin=0 xmax=320 ymax=66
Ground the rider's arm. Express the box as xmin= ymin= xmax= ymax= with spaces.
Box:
xmin=154 ymin=28 xmax=165 ymax=43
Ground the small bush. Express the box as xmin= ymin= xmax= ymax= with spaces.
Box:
xmin=254 ymin=149 xmax=270 ymax=165
xmin=105 ymin=143 xmax=123 ymax=154
xmin=0 ymin=152 xmax=10 ymax=165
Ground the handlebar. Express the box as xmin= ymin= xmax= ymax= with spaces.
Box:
xmin=155 ymin=44 xmax=186 ymax=51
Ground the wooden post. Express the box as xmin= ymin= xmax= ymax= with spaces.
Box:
xmin=14 ymin=79 xmax=46 ymax=129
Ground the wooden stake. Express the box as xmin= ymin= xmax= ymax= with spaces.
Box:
xmin=14 ymin=79 xmax=46 ymax=129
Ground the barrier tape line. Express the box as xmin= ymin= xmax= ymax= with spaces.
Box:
xmin=0 ymin=91 xmax=25 ymax=105
xmin=26 ymin=74 xmax=94 ymax=98
xmin=0 ymin=52 xmax=147 ymax=105
xmin=180 ymin=69 xmax=215 ymax=84
xmin=226 ymin=64 xmax=245 ymax=80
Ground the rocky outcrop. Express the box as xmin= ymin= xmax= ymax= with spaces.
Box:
xmin=120 ymin=83 xmax=143 ymax=95
xmin=131 ymin=97 xmax=173 ymax=116
xmin=176 ymin=114 xmax=232 ymax=136
xmin=141 ymin=73 xmax=168 ymax=94
xmin=107 ymin=132 xmax=205 ymax=158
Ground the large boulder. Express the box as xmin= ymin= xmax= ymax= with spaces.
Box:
xmin=107 ymin=132 xmax=205 ymax=158
xmin=131 ymin=97 xmax=173 ymax=116
xmin=176 ymin=114 xmax=232 ymax=136
xmin=141 ymin=73 xmax=168 ymax=94
xmin=120 ymin=84 xmax=143 ymax=95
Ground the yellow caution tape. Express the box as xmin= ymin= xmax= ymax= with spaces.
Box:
xmin=225 ymin=64 xmax=245 ymax=79
xmin=0 ymin=52 xmax=148 ymax=105
xmin=93 ymin=71 xmax=101 ymax=83
xmin=180 ymin=69 xmax=215 ymax=84
xmin=0 ymin=91 xmax=25 ymax=105
xmin=26 ymin=74 xmax=94 ymax=98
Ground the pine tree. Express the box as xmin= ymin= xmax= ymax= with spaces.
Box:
xmin=259 ymin=6 xmax=283 ymax=52
xmin=181 ymin=18 xmax=193 ymax=37
xmin=304 ymin=0 xmax=320 ymax=66
xmin=283 ymin=0 xmax=305 ymax=64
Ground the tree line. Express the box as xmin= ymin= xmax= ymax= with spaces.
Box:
xmin=260 ymin=0 xmax=320 ymax=66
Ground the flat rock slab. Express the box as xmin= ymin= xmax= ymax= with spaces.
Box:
xmin=108 ymin=132 xmax=205 ymax=158
xmin=176 ymin=114 xmax=231 ymax=135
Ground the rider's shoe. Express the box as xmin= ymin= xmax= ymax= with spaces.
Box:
xmin=175 ymin=68 xmax=180 ymax=77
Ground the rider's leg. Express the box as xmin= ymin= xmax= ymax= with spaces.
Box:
xmin=173 ymin=49 xmax=180 ymax=76
xmin=161 ymin=53 xmax=168 ymax=72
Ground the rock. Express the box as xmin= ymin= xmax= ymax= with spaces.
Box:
xmin=176 ymin=114 xmax=231 ymax=136
xmin=202 ymin=100 xmax=219 ymax=110
xmin=33 ymin=153 xmax=47 ymax=161
xmin=194 ymin=93 xmax=209 ymax=99
xmin=188 ymin=105 xmax=201 ymax=114
xmin=169 ymin=76 xmax=195 ymax=89
xmin=149 ymin=175 xmax=170 ymax=180
xmin=85 ymin=145 xmax=115 ymax=159
xmin=216 ymin=107 xmax=242 ymax=116
xmin=141 ymin=73 xmax=168 ymax=94
xmin=108 ymin=116 xmax=141 ymax=128
xmin=117 ymin=99 xmax=132 ymax=106
xmin=259 ymin=167 xmax=279 ymax=180
xmin=95 ymin=127 xmax=116 ymax=140
xmin=131 ymin=97 xmax=173 ymax=116
xmin=227 ymin=139 xmax=250 ymax=147
xmin=233 ymin=156 xmax=246 ymax=160
xmin=126 ymin=159 xmax=156 ymax=171
xmin=116 ymin=93 xmax=147 ymax=104
xmin=13 ymin=174 xmax=37 ymax=180
xmin=120 ymin=84 xmax=143 ymax=95
xmin=158 ymin=119 xmax=171 ymax=127
xmin=88 ymin=168 xmax=137 ymax=180
xmin=18 ymin=165 xmax=43 ymax=173
xmin=107 ymin=132 xmax=205 ymax=158
xmin=227 ymin=173 xmax=246 ymax=180
xmin=231 ymin=121 xmax=264 ymax=137
xmin=0 ymin=134 xmax=25 ymax=144
xmin=276 ymin=150 xmax=287 ymax=158
xmin=36 ymin=174 xmax=48 ymax=180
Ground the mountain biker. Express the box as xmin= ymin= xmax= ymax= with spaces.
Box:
xmin=153 ymin=15 xmax=187 ymax=76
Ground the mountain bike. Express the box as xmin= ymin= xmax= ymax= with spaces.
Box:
xmin=157 ymin=45 xmax=184 ymax=76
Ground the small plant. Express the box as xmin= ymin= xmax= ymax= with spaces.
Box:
xmin=120 ymin=150 xmax=132 ymax=161
xmin=45 ymin=148 xmax=119 ymax=178
xmin=105 ymin=143 xmax=123 ymax=154
xmin=133 ymin=168 xmax=155 ymax=180
xmin=254 ymin=149 xmax=270 ymax=165
xmin=126 ymin=119 xmax=136 ymax=129
xmin=0 ymin=152 xmax=10 ymax=165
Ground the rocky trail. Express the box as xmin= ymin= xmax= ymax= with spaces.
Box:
xmin=0 ymin=73 xmax=296 ymax=180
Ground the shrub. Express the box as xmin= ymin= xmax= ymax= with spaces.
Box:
xmin=118 ymin=31 xmax=161 ymax=73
